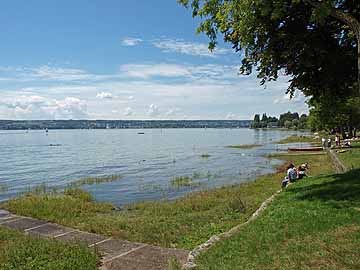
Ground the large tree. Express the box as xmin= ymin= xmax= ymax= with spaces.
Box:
xmin=178 ymin=0 xmax=360 ymax=97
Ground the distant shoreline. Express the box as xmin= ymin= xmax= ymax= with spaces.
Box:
xmin=0 ymin=119 xmax=252 ymax=130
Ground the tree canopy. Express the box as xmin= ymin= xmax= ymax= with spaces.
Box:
xmin=179 ymin=0 xmax=360 ymax=132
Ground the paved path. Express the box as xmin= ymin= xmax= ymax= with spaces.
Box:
xmin=328 ymin=149 xmax=348 ymax=173
xmin=0 ymin=210 xmax=188 ymax=270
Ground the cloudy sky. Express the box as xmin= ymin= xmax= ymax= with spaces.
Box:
xmin=0 ymin=0 xmax=308 ymax=120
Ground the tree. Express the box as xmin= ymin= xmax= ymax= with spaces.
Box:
xmin=261 ymin=113 xmax=268 ymax=122
xmin=284 ymin=120 xmax=293 ymax=129
xmin=178 ymin=0 xmax=360 ymax=96
xmin=308 ymin=96 xmax=360 ymax=135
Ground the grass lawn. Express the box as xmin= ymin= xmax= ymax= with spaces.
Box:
xmin=195 ymin=156 xmax=360 ymax=269
xmin=1 ymin=153 xmax=333 ymax=251
xmin=0 ymin=226 xmax=98 ymax=270
xmin=337 ymin=142 xmax=360 ymax=169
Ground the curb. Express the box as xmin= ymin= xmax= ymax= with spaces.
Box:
xmin=183 ymin=189 xmax=282 ymax=269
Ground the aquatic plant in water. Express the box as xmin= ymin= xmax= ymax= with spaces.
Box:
xmin=170 ymin=176 xmax=201 ymax=188
xmin=69 ymin=175 xmax=122 ymax=187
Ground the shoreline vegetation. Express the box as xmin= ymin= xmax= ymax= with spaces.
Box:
xmin=275 ymin=135 xmax=318 ymax=144
xmin=1 ymin=140 xmax=359 ymax=269
xmin=226 ymin=144 xmax=262 ymax=149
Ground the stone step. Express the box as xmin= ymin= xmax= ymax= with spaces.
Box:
xmin=0 ymin=210 xmax=189 ymax=270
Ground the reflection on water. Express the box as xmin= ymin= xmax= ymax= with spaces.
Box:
xmin=0 ymin=128 xmax=306 ymax=205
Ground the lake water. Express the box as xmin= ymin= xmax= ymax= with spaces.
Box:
xmin=0 ymin=128 xmax=306 ymax=205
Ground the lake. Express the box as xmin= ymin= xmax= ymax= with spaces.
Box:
xmin=0 ymin=128 xmax=306 ymax=205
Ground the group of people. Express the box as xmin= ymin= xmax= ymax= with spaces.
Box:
xmin=321 ymin=135 xmax=352 ymax=149
xmin=281 ymin=162 xmax=308 ymax=188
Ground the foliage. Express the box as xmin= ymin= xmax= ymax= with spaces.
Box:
xmin=179 ymin=0 xmax=359 ymax=131
xmin=178 ymin=0 xmax=358 ymax=94
xmin=308 ymin=96 xmax=360 ymax=132
xmin=0 ymin=227 xmax=98 ymax=270
xmin=251 ymin=111 xmax=307 ymax=129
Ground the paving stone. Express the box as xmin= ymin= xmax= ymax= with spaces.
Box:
xmin=57 ymin=230 xmax=107 ymax=246
xmin=27 ymin=223 xmax=74 ymax=237
xmin=1 ymin=217 xmax=47 ymax=231
xmin=124 ymin=245 xmax=188 ymax=265
xmin=0 ymin=209 xmax=10 ymax=218
xmin=96 ymin=239 xmax=144 ymax=257
xmin=0 ymin=215 xmax=20 ymax=224
xmin=103 ymin=256 xmax=169 ymax=270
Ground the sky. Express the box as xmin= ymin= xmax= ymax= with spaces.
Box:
xmin=0 ymin=0 xmax=308 ymax=120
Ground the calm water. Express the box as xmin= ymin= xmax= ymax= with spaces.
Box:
xmin=0 ymin=129 xmax=305 ymax=205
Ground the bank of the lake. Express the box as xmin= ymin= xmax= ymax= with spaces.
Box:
xmin=195 ymin=142 xmax=360 ymax=270
xmin=3 ymin=141 xmax=358 ymax=270
xmin=1 ymin=151 xmax=332 ymax=252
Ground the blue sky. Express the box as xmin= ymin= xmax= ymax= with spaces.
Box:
xmin=0 ymin=0 xmax=308 ymax=120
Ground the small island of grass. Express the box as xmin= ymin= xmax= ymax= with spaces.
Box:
xmin=276 ymin=135 xmax=318 ymax=144
xmin=226 ymin=144 xmax=262 ymax=149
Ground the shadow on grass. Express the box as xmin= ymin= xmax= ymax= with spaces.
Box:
xmin=287 ymin=169 xmax=360 ymax=205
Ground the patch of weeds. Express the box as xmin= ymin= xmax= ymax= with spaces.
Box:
xmin=168 ymin=257 xmax=182 ymax=270
xmin=200 ymin=153 xmax=211 ymax=158
xmin=70 ymin=175 xmax=122 ymax=187
xmin=0 ymin=184 xmax=8 ymax=193
xmin=227 ymin=197 xmax=247 ymax=213
xmin=276 ymin=135 xmax=317 ymax=144
xmin=170 ymin=176 xmax=201 ymax=188
xmin=64 ymin=188 xmax=94 ymax=202
xmin=226 ymin=144 xmax=262 ymax=149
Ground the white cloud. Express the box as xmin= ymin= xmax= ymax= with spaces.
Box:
xmin=273 ymin=92 xmax=307 ymax=105
xmin=124 ymin=107 xmax=134 ymax=116
xmin=96 ymin=92 xmax=113 ymax=99
xmin=165 ymin=107 xmax=181 ymax=116
xmin=147 ymin=104 xmax=160 ymax=117
xmin=152 ymin=38 xmax=232 ymax=57
xmin=225 ymin=112 xmax=237 ymax=120
xmin=120 ymin=63 xmax=191 ymax=79
xmin=30 ymin=66 xmax=92 ymax=81
xmin=121 ymin=37 xmax=143 ymax=46
xmin=0 ymin=95 xmax=88 ymax=119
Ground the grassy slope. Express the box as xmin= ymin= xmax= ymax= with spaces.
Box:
xmin=337 ymin=142 xmax=360 ymax=169
xmin=1 ymin=154 xmax=332 ymax=250
xmin=0 ymin=226 xmax=98 ymax=270
xmin=195 ymin=153 xmax=360 ymax=269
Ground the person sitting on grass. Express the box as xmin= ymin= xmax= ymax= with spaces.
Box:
xmin=281 ymin=164 xmax=298 ymax=188
xmin=297 ymin=165 xmax=307 ymax=180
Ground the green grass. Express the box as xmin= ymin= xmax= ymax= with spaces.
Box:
xmin=0 ymin=227 xmax=98 ymax=270
xmin=226 ymin=144 xmax=262 ymax=149
xmin=1 ymin=154 xmax=333 ymax=250
xmin=337 ymin=142 xmax=360 ymax=170
xmin=195 ymin=168 xmax=360 ymax=270
xmin=276 ymin=135 xmax=318 ymax=144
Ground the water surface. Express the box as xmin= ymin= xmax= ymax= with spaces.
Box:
xmin=0 ymin=128 xmax=305 ymax=205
